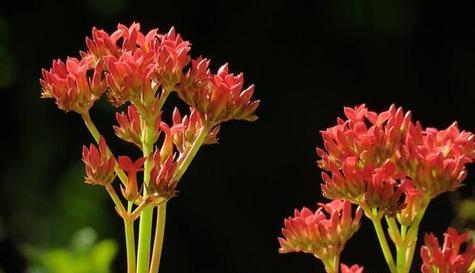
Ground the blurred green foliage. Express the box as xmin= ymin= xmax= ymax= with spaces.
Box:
xmin=24 ymin=228 xmax=118 ymax=273
xmin=457 ymin=199 xmax=475 ymax=221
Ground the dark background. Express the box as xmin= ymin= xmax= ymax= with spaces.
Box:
xmin=2 ymin=0 xmax=475 ymax=272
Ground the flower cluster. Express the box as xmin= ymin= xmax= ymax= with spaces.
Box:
xmin=178 ymin=57 xmax=259 ymax=125
xmin=40 ymin=56 xmax=106 ymax=113
xmin=278 ymin=200 xmax=362 ymax=270
xmin=317 ymin=104 xmax=475 ymax=215
xmin=421 ymin=227 xmax=475 ymax=273
xmin=40 ymin=23 xmax=259 ymax=202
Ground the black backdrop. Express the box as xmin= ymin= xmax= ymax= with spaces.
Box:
xmin=2 ymin=0 xmax=475 ymax=273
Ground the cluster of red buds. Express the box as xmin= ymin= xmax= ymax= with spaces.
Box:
xmin=40 ymin=22 xmax=258 ymax=273
xmin=317 ymin=104 xmax=475 ymax=217
xmin=82 ymin=137 xmax=115 ymax=186
xmin=278 ymin=200 xmax=362 ymax=273
xmin=40 ymin=22 xmax=259 ymax=202
xmin=421 ymin=227 xmax=475 ymax=273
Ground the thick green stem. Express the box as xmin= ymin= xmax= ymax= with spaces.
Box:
xmin=81 ymin=111 xmax=128 ymax=185
xmin=402 ymin=203 xmax=429 ymax=273
xmin=370 ymin=212 xmax=397 ymax=273
xmin=385 ymin=217 xmax=406 ymax=273
xmin=149 ymin=202 xmax=167 ymax=273
xmin=124 ymin=219 xmax=136 ymax=273
xmin=136 ymin=119 xmax=156 ymax=273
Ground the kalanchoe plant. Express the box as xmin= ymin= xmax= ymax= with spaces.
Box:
xmin=40 ymin=22 xmax=259 ymax=273
xmin=279 ymin=104 xmax=475 ymax=273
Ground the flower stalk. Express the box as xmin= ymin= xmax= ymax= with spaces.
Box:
xmin=136 ymin=116 xmax=158 ymax=273
xmin=82 ymin=111 xmax=128 ymax=185
xmin=367 ymin=209 xmax=397 ymax=273
xmin=149 ymin=202 xmax=167 ymax=273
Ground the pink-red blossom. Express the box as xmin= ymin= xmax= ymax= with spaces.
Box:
xmin=421 ymin=227 xmax=475 ymax=273
xmin=82 ymin=137 xmax=115 ymax=186
xmin=178 ymin=57 xmax=259 ymax=125
xmin=147 ymin=149 xmax=178 ymax=201
xmin=40 ymin=56 xmax=106 ymax=113
xmin=403 ymin=122 xmax=475 ymax=198
xmin=278 ymin=200 xmax=362 ymax=263
xmin=340 ymin=264 xmax=364 ymax=273
xmin=170 ymin=107 xmax=220 ymax=153
xmin=118 ymin=156 xmax=146 ymax=201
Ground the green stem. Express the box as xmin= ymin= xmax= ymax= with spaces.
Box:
xmin=322 ymin=255 xmax=340 ymax=273
xmin=174 ymin=126 xmax=210 ymax=182
xmin=81 ymin=111 xmax=128 ymax=185
xmin=124 ymin=219 xmax=136 ymax=273
xmin=149 ymin=202 xmax=167 ymax=273
xmin=402 ymin=203 xmax=429 ymax=273
xmin=385 ymin=217 xmax=406 ymax=273
xmin=370 ymin=211 xmax=397 ymax=273
xmin=136 ymin=119 xmax=156 ymax=273
xmin=105 ymin=184 xmax=126 ymax=216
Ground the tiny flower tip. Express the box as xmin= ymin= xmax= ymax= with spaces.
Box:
xmin=217 ymin=63 xmax=229 ymax=75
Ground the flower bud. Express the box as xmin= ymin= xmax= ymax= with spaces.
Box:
xmin=82 ymin=137 xmax=115 ymax=186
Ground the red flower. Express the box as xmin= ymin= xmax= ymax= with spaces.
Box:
xmin=82 ymin=137 xmax=115 ymax=186
xmin=317 ymin=104 xmax=412 ymax=172
xmin=118 ymin=156 xmax=146 ymax=201
xmin=403 ymin=122 xmax=475 ymax=198
xmin=40 ymin=56 xmax=106 ymax=113
xmin=340 ymin=264 xmax=364 ymax=273
xmin=106 ymin=49 xmax=156 ymax=107
xmin=153 ymin=27 xmax=191 ymax=88
xmin=114 ymin=104 xmax=161 ymax=148
xmin=178 ymin=57 xmax=259 ymax=125
xmin=421 ymin=227 xmax=475 ymax=273
xmin=170 ymin=107 xmax=220 ymax=154
xmin=397 ymin=179 xmax=425 ymax=225
xmin=321 ymin=157 xmax=405 ymax=214
xmin=278 ymin=200 xmax=362 ymax=264
xmin=148 ymin=149 xmax=178 ymax=201
xmin=85 ymin=27 xmax=122 ymax=59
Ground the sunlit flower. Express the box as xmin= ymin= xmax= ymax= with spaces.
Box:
xmin=403 ymin=122 xmax=475 ymax=198
xmin=106 ymin=49 xmax=156 ymax=107
xmin=82 ymin=137 xmax=115 ymax=186
xmin=278 ymin=200 xmax=362 ymax=266
xmin=153 ymin=27 xmax=191 ymax=88
xmin=170 ymin=107 xmax=220 ymax=154
xmin=178 ymin=57 xmax=259 ymax=125
xmin=85 ymin=27 xmax=122 ymax=59
xmin=421 ymin=227 xmax=475 ymax=273
xmin=340 ymin=263 xmax=364 ymax=273
xmin=147 ymin=149 xmax=178 ymax=201
xmin=40 ymin=56 xmax=106 ymax=113
xmin=321 ymin=157 xmax=405 ymax=214
xmin=317 ymin=104 xmax=412 ymax=172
